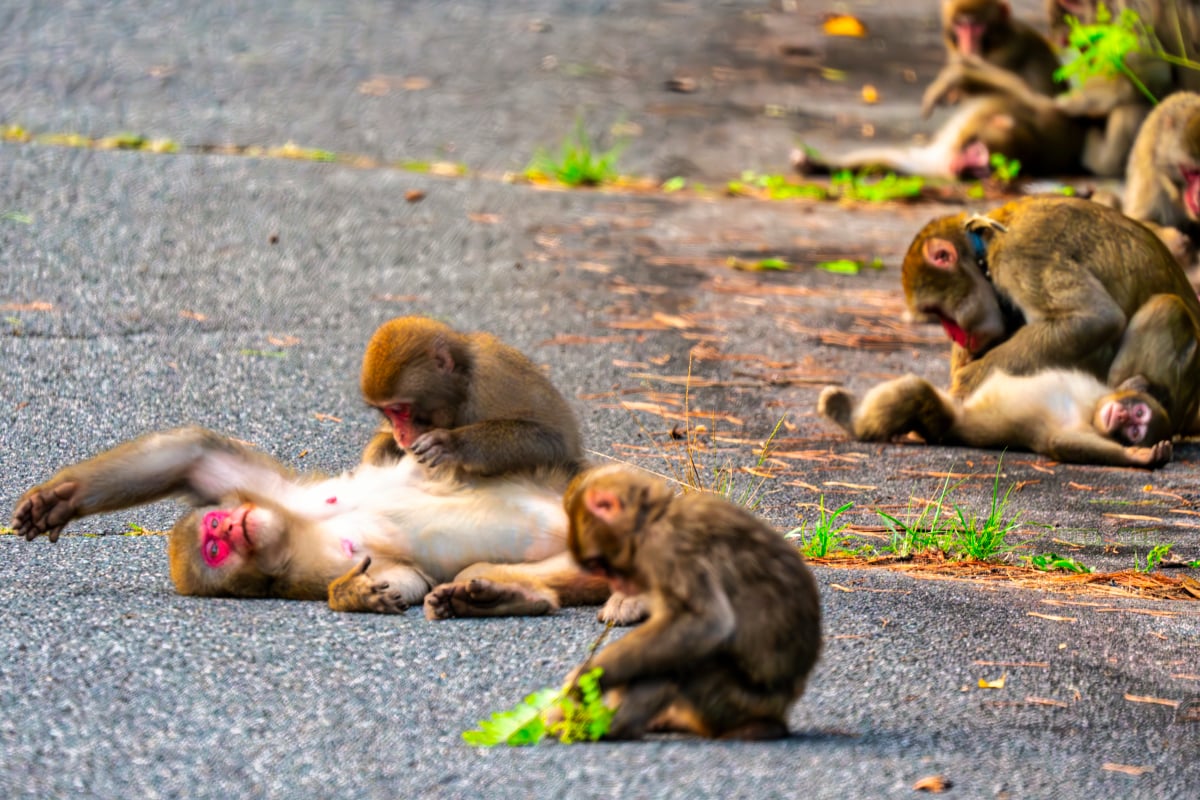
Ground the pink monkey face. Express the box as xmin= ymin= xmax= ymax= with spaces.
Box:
xmin=199 ymin=505 xmax=253 ymax=568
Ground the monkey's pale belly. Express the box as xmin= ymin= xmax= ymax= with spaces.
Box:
xmin=294 ymin=463 xmax=568 ymax=582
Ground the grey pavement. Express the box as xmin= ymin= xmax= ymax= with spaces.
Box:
xmin=1 ymin=1 xmax=1198 ymax=798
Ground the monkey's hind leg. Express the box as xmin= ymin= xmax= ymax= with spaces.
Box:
xmin=820 ymin=376 xmax=956 ymax=443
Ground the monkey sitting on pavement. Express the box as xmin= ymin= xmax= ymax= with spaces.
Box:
xmin=557 ymin=465 xmax=822 ymax=740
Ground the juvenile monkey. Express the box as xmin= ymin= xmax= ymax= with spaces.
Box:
xmin=360 ymin=316 xmax=583 ymax=476
xmin=1123 ymin=91 xmax=1200 ymax=264
xmin=902 ymin=196 xmax=1200 ymax=432
xmin=819 ymin=371 xmax=1173 ymax=467
xmin=11 ymin=427 xmax=610 ymax=616
xmin=560 ymin=466 xmax=822 ymax=740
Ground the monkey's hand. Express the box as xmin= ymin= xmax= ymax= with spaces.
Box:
xmin=409 ymin=429 xmax=460 ymax=469
xmin=327 ymin=557 xmax=413 ymax=614
xmin=11 ymin=479 xmax=83 ymax=542
xmin=1126 ymin=440 xmax=1173 ymax=468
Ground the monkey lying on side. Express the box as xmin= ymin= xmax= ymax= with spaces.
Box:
xmin=11 ymin=427 xmax=610 ymax=616
xmin=819 ymin=371 xmax=1173 ymax=468
xmin=559 ymin=466 xmax=822 ymax=740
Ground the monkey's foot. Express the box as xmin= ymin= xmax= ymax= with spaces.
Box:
xmin=817 ymin=386 xmax=855 ymax=431
xmin=424 ymin=578 xmax=554 ymax=620
xmin=597 ymin=591 xmax=649 ymax=626
xmin=11 ymin=480 xmax=81 ymax=542
xmin=328 ymin=559 xmax=411 ymax=614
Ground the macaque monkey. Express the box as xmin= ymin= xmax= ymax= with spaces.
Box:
xmin=819 ymin=371 xmax=1174 ymax=467
xmin=560 ymin=466 xmax=822 ymax=740
xmin=360 ymin=316 xmax=583 ymax=476
xmin=1123 ymin=91 xmax=1200 ymax=264
xmin=934 ymin=0 xmax=1066 ymax=101
xmin=902 ymin=197 xmax=1200 ymax=433
xmin=792 ymin=91 xmax=1082 ymax=179
xmin=11 ymin=427 xmax=609 ymax=616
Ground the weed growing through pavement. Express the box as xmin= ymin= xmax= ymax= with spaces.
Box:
xmin=785 ymin=497 xmax=858 ymax=558
xmin=877 ymin=472 xmax=959 ymax=558
xmin=526 ymin=117 xmax=625 ymax=186
xmin=1133 ymin=542 xmax=1174 ymax=573
xmin=941 ymin=463 xmax=1024 ymax=560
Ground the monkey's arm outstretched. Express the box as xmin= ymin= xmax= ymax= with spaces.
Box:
xmin=1043 ymin=431 xmax=1173 ymax=469
xmin=12 ymin=427 xmax=291 ymax=542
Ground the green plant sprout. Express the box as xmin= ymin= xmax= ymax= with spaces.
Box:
xmin=462 ymin=668 xmax=613 ymax=747
xmin=942 ymin=462 xmax=1024 ymax=560
xmin=1133 ymin=542 xmax=1173 ymax=573
xmin=830 ymin=170 xmax=925 ymax=202
xmin=526 ymin=117 xmax=625 ymax=186
xmin=1024 ymin=552 xmax=1094 ymax=574
xmin=661 ymin=176 xmax=687 ymax=193
xmin=785 ymin=497 xmax=857 ymax=558
xmin=877 ymin=472 xmax=960 ymax=558
xmin=1056 ymin=4 xmax=1159 ymax=103
xmin=989 ymin=153 xmax=1022 ymax=183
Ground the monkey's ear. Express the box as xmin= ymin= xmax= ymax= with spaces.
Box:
xmin=923 ymin=237 xmax=959 ymax=269
xmin=584 ymin=487 xmax=624 ymax=524
xmin=431 ymin=337 xmax=455 ymax=374
xmin=1115 ymin=374 xmax=1151 ymax=394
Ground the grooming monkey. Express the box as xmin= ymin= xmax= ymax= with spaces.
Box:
xmin=360 ymin=316 xmax=583 ymax=477
xmin=559 ymin=466 xmax=822 ymax=740
xmin=932 ymin=0 xmax=1066 ymax=103
xmin=1122 ymin=91 xmax=1200 ymax=264
xmin=11 ymin=427 xmax=610 ymax=616
xmin=902 ymin=196 xmax=1200 ymax=433
xmin=819 ymin=371 xmax=1173 ymax=467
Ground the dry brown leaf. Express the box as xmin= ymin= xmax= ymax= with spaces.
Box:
xmin=911 ymin=775 xmax=951 ymax=793
xmin=180 ymin=310 xmax=207 ymax=321
xmin=402 ymin=76 xmax=431 ymax=90
xmin=1025 ymin=696 xmax=1070 ymax=707
xmin=1124 ymin=693 xmax=1180 ymax=708
xmin=822 ymin=481 xmax=877 ymax=490
xmin=314 ymin=413 xmax=342 ymax=423
xmin=267 ymin=335 xmax=301 ymax=347
xmin=405 ymin=189 xmax=426 ymax=203
xmin=468 ymin=212 xmax=501 ymax=224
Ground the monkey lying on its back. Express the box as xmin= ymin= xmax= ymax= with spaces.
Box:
xmin=819 ymin=370 xmax=1173 ymax=468
xmin=11 ymin=427 xmax=610 ymax=616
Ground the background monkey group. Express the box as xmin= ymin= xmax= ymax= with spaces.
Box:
xmin=560 ymin=466 xmax=822 ymax=740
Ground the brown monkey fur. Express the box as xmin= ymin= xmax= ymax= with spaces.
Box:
xmin=819 ymin=371 xmax=1173 ymax=468
xmin=11 ymin=427 xmax=610 ymax=616
xmin=360 ymin=316 xmax=583 ymax=477
xmin=902 ymin=196 xmax=1200 ymax=434
xmin=1123 ymin=91 xmax=1200 ymax=264
xmin=561 ymin=465 xmax=822 ymax=740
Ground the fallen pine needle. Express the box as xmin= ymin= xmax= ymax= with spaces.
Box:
xmin=1028 ymin=612 xmax=1077 ymax=622
xmin=1124 ymin=693 xmax=1180 ymax=708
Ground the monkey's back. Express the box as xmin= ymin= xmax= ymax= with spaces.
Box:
xmin=988 ymin=197 xmax=1200 ymax=320
xmin=664 ymin=497 xmax=822 ymax=690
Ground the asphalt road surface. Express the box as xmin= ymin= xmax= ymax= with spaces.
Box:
xmin=1 ymin=1 xmax=1197 ymax=798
